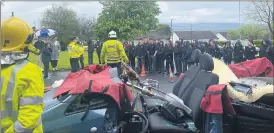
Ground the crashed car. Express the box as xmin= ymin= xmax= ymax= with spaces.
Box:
xmin=42 ymin=65 xmax=149 ymax=133
xmin=133 ymin=49 xmax=274 ymax=133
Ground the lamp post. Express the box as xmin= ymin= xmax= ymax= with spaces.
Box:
xmin=171 ymin=19 xmax=174 ymax=43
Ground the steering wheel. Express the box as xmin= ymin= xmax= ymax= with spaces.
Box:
xmin=120 ymin=111 xmax=149 ymax=133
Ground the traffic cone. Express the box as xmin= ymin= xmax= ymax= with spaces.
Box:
xmin=141 ymin=64 xmax=146 ymax=77
xmin=169 ymin=69 xmax=174 ymax=83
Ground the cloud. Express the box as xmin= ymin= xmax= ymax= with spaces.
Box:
xmin=1 ymin=1 xmax=248 ymax=27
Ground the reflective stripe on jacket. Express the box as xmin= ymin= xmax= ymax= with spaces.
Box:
xmin=100 ymin=40 xmax=129 ymax=64
xmin=68 ymin=42 xmax=81 ymax=58
xmin=1 ymin=60 xmax=44 ymax=133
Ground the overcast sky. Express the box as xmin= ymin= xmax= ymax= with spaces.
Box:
xmin=1 ymin=1 xmax=249 ymax=28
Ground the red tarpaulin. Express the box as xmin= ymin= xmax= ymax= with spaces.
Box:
xmin=53 ymin=65 xmax=134 ymax=108
xmin=228 ymin=57 xmax=274 ymax=78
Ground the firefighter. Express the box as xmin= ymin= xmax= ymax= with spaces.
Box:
xmin=165 ymin=40 xmax=174 ymax=75
xmin=244 ymin=39 xmax=257 ymax=60
xmin=100 ymin=30 xmax=128 ymax=70
xmin=1 ymin=16 xmax=44 ymax=133
xmin=174 ymin=41 xmax=183 ymax=75
xmin=68 ymin=36 xmax=81 ymax=72
xmin=233 ymin=40 xmax=244 ymax=63
xmin=223 ymin=41 xmax=233 ymax=65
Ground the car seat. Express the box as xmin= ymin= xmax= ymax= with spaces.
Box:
xmin=148 ymin=53 xmax=219 ymax=133
xmin=143 ymin=49 xmax=202 ymax=110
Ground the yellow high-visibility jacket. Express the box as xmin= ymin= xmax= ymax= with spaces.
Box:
xmin=100 ymin=40 xmax=129 ymax=64
xmin=1 ymin=60 xmax=44 ymax=133
xmin=67 ymin=41 xmax=81 ymax=58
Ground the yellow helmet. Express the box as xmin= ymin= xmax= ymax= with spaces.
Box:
xmin=1 ymin=16 xmax=35 ymax=52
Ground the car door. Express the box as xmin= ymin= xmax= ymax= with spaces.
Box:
xmin=44 ymin=94 xmax=115 ymax=133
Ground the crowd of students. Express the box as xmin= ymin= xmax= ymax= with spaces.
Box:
xmin=121 ymin=38 xmax=274 ymax=75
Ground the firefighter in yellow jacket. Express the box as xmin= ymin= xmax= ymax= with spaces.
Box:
xmin=100 ymin=30 xmax=128 ymax=69
xmin=67 ymin=37 xmax=82 ymax=72
xmin=1 ymin=17 xmax=44 ymax=133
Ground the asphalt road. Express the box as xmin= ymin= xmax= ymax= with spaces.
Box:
xmin=44 ymin=71 xmax=179 ymax=93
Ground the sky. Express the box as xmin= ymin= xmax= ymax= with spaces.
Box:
xmin=1 ymin=1 xmax=249 ymax=28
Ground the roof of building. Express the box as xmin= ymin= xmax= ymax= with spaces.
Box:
xmin=175 ymin=31 xmax=218 ymax=40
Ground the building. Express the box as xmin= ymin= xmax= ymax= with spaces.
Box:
xmin=172 ymin=30 xmax=228 ymax=43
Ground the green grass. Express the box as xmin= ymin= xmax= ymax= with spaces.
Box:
xmin=28 ymin=51 xmax=100 ymax=70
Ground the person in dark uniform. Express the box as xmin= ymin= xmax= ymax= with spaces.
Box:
xmin=87 ymin=39 xmax=94 ymax=65
xmin=197 ymin=40 xmax=206 ymax=54
xmin=181 ymin=41 xmax=189 ymax=72
xmin=144 ymin=38 xmax=150 ymax=72
xmin=207 ymin=39 xmax=219 ymax=58
xmin=94 ymin=40 xmax=102 ymax=64
xmin=264 ymin=39 xmax=274 ymax=64
xmin=174 ymin=41 xmax=182 ymax=75
xmin=187 ymin=39 xmax=197 ymax=66
xmin=259 ymin=40 xmax=269 ymax=58
xmin=165 ymin=40 xmax=174 ymax=75
xmin=156 ymin=41 xmax=165 ymax=73
xmin=147 ymin=38 xmax=157 ymax=73
xmin=223 ymin=41 xmax=233 ymax=65
xmin=244 ymin=39 xmax=257 ymax=60
xmin=124 ymin=41 xmax=130 ymax=63
xmin=128 ymin=41 xmax=136 ymax=69
xmin=233 ymin=40 xmax=244 ymax=63
xmin=135 ymin=39 xmax=148 ymax=74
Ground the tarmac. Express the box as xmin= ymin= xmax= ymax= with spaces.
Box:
xmin=44 ymin=71 xmax=179 ymax=93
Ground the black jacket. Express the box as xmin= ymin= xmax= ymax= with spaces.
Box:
xmin=197 ymin=43 xmax=205 ymax=54
xmin=223 ymin=46 xmax=233 ymax=61
xmin=87 ymin=40 xmax=94 ymax=53
xmin=156 ymin=44 xmax=165 ymax=58
xmin=42 ymin=47 xmax=52 ymax=63
xmin=34 ymin=40 xmax=45 ymax=52
xmin=147 ymin=43 xmax=157 ymax=55
xmin=135 ymin=44 xmax=147 ymax=57
xmin=208 ymin=45 xmax=220 ymax=58
xmin=165 ymin=45 xmax=173 ymax=60
xmin=128 ymin=45 xmax=136 ymax=59
xmin=244 ymin=46 xmax=257 ymax=60
xmin=234 ymin=45 xmax=244 ymax=62
xmin=173 ymin=45 xmax=182 ymax=57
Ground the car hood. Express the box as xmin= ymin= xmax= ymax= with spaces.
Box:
xmin=43 ymin=87 xmax=61 ymax=111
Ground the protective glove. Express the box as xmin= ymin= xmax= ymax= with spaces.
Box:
xmin=24 ymin=45 xmax=40 ymax=55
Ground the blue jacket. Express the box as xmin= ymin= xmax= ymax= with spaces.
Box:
xmin=42 ymin=47 xmax=52 ymax=63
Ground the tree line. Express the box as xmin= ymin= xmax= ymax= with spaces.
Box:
xmin=40 ymin=1 xmax=273 ymax=51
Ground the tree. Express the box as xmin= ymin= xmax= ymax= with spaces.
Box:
xmin=41 ymin=4 xmax=80 ymax=50
xmin=245 ymin=1 xmax=274 ymax=39
xmin=228 ymin=29 xmax=241 ymax=40
xmin=78 ymin=15 xmax=96 ymax=40
xmin=155 ymin=24 xmax=172 ymax=37
xmin=95 ymin=1 xmax=161 ymax=41
xmin=228 ymin=24 xmax=267 ymax=40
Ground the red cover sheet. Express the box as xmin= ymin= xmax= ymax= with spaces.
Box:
xmin=228 ymin=57 xmax=274 ymax=78
xmin=53 ymin=65 xmax=134 ymax=108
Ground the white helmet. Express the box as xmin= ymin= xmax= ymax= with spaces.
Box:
xmin=108 ymin=30 xmax=117 ymax=38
